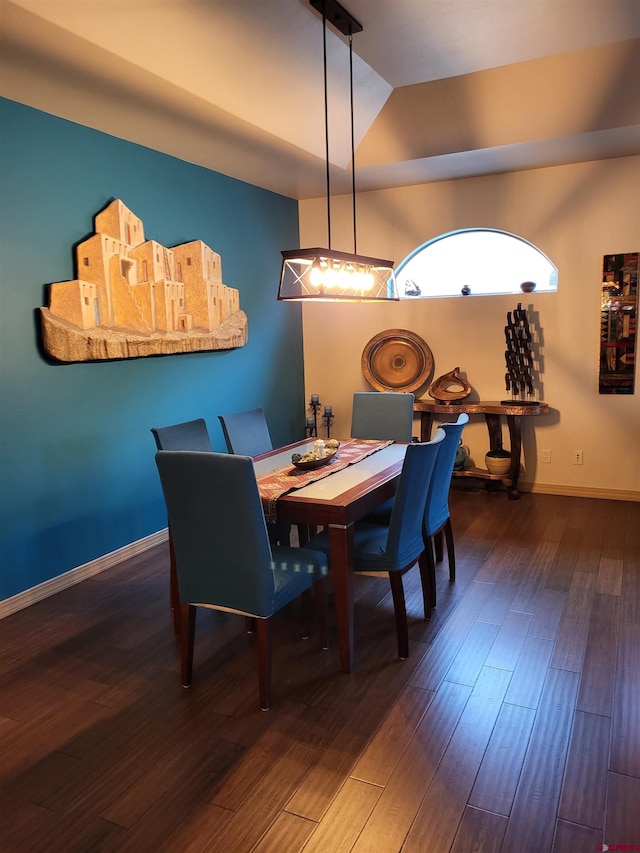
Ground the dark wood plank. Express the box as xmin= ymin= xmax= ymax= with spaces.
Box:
xmin=501 ymin=667 xmax=580 ymax=853
xmin=297 ymin=777 xmax=381 ymax=852
xmin=284 ymin=644 xmax=428 ymax=822
xmin=576 ymin=592 xmax=619 ymax=717
xmin=443 ymin=620 xmax=500 ymax=686
xmin=605 ymin=771 xmax=640 ymax=841
xmin=157 ymin=803 xmax=233 ymax=853
xmin=401 ymin=666 xmax=512 ymax=852
xmin=610 ymin=620 xmax=640 ymax=777
xmin=544 ymin=526 xmax=582 ymax=592
xmin=527 ymin=587 xmax=567 ymax=641
xmin=504 ymin=635 xmax=555 ymax=708
xmin=552 ymin=818 xmax=603 ymax=852
xmin=450 ymin=806 xmax=508 ymax=853
xmin=409 ymin=581 xmax=494 ymax=691
xmin=200 ymin=741 xmax=321 ymax=852
xmin=468 ymin=702 xmax=536 ymax=815
xmin=558 ymin=710 xmax=610 ymax=829
xmin=351 ymin=681 xmax=471 ymax=852
xmin=483 ymin=609 xmax=532 ymax=671
xmin=349 ymin=685 xmax=434 ymax=786
xmin=250 ymin=811 xmax=317 ymax=853
xmin=550 ymin=570 xmax=594 ymax=672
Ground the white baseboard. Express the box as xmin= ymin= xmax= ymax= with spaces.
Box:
xmin=0 ymin=529 xmax=169 ymax=620
xmin=523 ymin=483 xmax=640 ymax=502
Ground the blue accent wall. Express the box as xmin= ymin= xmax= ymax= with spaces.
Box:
xmin=0 ymin=98 xmax=304 ymax=600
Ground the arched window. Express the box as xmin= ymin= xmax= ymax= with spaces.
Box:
xmin=396 ymin=229 xmax=558 ymax=298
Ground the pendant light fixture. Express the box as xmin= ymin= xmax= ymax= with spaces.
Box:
xmin=278 ymin=0 xmax=398 ymax=302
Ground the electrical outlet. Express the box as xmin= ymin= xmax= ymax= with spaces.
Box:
xmin=573 ymin=450 xmax=583 ymax=465
xmin=541 ymin=449 xmax=551 ymax=463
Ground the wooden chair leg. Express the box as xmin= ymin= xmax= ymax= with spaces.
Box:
xmin=418 ymin=544 xmax=437 ymax=614
xmin=256 ymin=618 xmax=272 ymax=711
xmin=444 ymin=518 xmax=456 ymax=580
xmin=181 ymin=604 xmax=196 ymax=687
xmin=169 ymin=528 xmax=181 ymax=633
xmin=245 ymin=616 xmax=257 ymax=634
xmin=388 ymin=572 xmax=409 ymax=660
xmin=301 ymin=589 xmax=312 ymax=639
xmin=313 ymin=578 xmax=329 ymax=650
xmin=434 ymin=529 xmax=444 ymax=563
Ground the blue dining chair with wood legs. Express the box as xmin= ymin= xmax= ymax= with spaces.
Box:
xmin=350 ymin=391 xmax=415 ymax=443
xmin=151 ymin=418 xmax=212 ymax=631
xmin=218 ymin=408 xmax=292 ymax=547
xmin=218 ymin=407 xmax=274 ymax=457
xmin=363 ymin=412 xmax=469 ymax=613
xmin=419 ymin=413 xmax=469 ymax=609
xmin=305 ymin=429 xmax=445 ymax=660
xmin=155 ymin=450 xmax=329 ymax=711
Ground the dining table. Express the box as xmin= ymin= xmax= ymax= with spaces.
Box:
xmin=253 ymin=438 xmax=408 ymax=673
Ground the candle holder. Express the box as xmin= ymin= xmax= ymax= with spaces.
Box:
xmin=308 ymin=395 xmax=321 ymax=437
xmin=322 ymin=405 xmax=334 ymax=438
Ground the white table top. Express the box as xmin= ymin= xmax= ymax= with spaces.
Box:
xmin=253 ymin=440 xmax=407 ymax=500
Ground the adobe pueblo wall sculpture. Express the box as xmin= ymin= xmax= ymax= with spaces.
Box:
xmin=40 ymin=199 xmax=247 ymax=362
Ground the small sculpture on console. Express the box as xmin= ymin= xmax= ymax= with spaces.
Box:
xmin=428 ymin=367 xmax=472 ymax=404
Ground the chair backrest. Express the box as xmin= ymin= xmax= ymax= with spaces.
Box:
xmin=151 ymin=418 xmax=212 ymax=452
xmin=383 ymin=429 xmax=445 ymax=569
xmin=155 ymin=451 xmax=277 ymax=617
xmin=424 ymin=413 xmax=469 ymax=536
xmin=218 ymin=408 xmax=273 ymax=457
xmin=351 ymin=392 xmax=415 ymax=443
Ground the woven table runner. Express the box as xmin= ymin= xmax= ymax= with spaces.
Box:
xmin=257 ymin=439 xmax=393 ymax=523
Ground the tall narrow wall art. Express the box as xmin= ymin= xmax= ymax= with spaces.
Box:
xmin=599 ymin=252 xmax=638 ymax=394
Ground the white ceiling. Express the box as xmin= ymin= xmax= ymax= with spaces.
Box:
xmin=2 ymin=0 xmax=640 ymax=199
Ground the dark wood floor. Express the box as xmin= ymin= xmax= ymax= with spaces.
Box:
xmin=2 ymin=488 xmax=639 ymax=852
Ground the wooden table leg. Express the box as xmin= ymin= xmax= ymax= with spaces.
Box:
xmin=328 ymin=522 xmax=355 ymax=673
xmin=505 ymin=415 xmax=522 ymax=500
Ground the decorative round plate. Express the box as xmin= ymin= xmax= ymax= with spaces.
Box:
xmin=292 ymin=452 xmax=337 ymax=471
xmin=361 ymin=329 xmax=434 ymax=393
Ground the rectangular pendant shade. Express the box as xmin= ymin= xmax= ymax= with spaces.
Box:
xmin=278 ymin=248 xmax=398 ymax=302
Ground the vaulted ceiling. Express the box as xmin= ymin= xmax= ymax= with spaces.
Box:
xmin=2 ymin=0 xmax=639 ymax=199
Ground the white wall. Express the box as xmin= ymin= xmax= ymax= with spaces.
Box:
xmin=299 ymin=156 xmax=640 ymax=499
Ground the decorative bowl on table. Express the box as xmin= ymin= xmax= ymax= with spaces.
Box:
xmin=291 ymin=440 xmax=339 ymax=471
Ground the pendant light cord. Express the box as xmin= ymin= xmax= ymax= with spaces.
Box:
xmin=322 ymin=5 xmax=332 ymax=249
xmin=349 ymin=31 xmax=357 ymax=255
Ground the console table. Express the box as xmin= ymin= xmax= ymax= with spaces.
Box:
xmin=413 ymin=400 xmax=550 ymax=499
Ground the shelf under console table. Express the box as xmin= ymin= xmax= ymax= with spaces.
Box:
xmin=413 ymin=400 xmax=550 ymax=500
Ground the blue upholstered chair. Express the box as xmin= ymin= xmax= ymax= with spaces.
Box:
xmin=151 ymin=418 xmax=212 ymax=453
xmin=419 ymin=413 xmax=469 ymax=608
xmin=360 ymin=413 xmax=468 ymax=613
xmin=350 ymin=392 xmax=415 ymax=443
xmin=218 ymin=407 xmax=274 ymax=457
xmin=305 ymin=429 xmax=445 ymax=660
xmin=155 ymin=450 xmax=329 ymax=710
xmin=218 ymin=408 xmax=292 ymax=547
xmin=151 ymin=418 xmax=213 ymax=631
